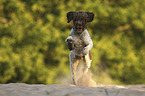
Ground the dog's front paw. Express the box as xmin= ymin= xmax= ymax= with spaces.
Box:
xmin=67 ymin=42 xmax=74 ymax=50
xmin=66 ymin=36 xmax=74 ymax=51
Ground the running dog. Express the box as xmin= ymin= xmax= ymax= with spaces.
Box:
xmin=65 ymin=11 xmax=94 ymax=85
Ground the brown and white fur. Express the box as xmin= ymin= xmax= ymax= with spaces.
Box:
xmin=66 ymin=11 xmax=94 ymax=85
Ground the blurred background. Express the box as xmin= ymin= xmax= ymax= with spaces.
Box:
xmin=0 ymin=0 xmax=145 ymax=85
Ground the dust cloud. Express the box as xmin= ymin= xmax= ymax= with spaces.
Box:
xmin=60 ymin=62 xmax=96 ymax=87
xmin=76 ymin=64 xmax=96 ymax=87
xmin=60 ymin=65 xmax=96 ymax=87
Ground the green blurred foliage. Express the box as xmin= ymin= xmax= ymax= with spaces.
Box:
xmin=0 ymin=0 xmax=145 ymax=84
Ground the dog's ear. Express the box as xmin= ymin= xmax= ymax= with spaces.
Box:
xmin=67 ymin=12 xmax=74 ymax=23
xmin=86 ymin=12 xmax=94 ymax=22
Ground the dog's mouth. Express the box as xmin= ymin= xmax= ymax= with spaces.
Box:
xmin=76 ymin=26 xmax=83 ymax=33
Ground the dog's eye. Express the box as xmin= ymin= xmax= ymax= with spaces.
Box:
xmin=74 ymin=16 xmax=79 ymax=21
xmin=74 ymin=18 xmax=78 ymax=21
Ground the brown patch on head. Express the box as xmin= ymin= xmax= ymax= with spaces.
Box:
xmin=73 ymin=12 xmax=88 ymax=22
xmin=67 ymin=11 xmax=94 ymax=33
xmin=67 ymin=11 xmax=94 ymax=23
xmin=72 ymin=12 xmax=88 ymax=33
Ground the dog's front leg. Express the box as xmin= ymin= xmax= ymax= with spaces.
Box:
xmin=69 ymin=52 xmax=79 ymax=85
xmin=71 ymin=59 xmax=79 ymax=85
xmin=83 ymin=52 xmax=92 ymax=75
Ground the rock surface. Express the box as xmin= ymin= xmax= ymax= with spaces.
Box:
xmin=0 ymin=83 xmax=145 ymax=96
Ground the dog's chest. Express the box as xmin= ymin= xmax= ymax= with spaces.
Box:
xmin=73 ymin=34 xmax=86 ymax=50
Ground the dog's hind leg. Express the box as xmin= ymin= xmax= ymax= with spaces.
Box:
xmin=83 ymin=52 xmax=92 ymax=75
xmin=69 ymin=52 xmax=79 ymax=85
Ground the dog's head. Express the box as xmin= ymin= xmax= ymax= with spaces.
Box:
xmin=67 ymin=11 xmax=94 ymax=34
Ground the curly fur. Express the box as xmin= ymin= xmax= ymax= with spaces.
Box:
xmin=66 ymin=11 xmax=94 ymax=85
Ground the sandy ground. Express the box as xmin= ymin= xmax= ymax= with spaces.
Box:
xmin=0 ymin=83 xmax=145 ymax=96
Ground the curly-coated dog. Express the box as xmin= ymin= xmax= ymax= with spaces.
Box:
xmin=65 ymin=11 xmax=94 ymax=85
